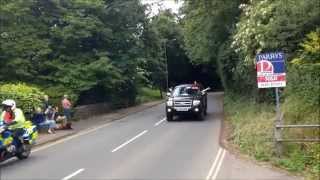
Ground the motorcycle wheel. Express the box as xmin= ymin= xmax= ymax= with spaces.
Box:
xmin=16 ymin=144 xmax=31 ymax=160
xmin=0 ymin=150 xmax=6 ymax=162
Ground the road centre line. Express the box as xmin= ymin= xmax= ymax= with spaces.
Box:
xmin=154 ymin=118 xmax=166 ymax=127
xmin=33 ymin=115 xmax=163 ymax=153
xmin=111 ymin=130 xmax=148 ymax=152
xmin=211 ymin=149 xmax=226 ymax=180
xmin=206 ymin=148 xmax=223 ymax=180
xmin=62 ymin=168 xmax=84 ymax=180
xmin=33 ymin=123 xmax=113 ymax=153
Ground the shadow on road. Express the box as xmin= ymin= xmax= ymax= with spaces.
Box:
xmin=0 ymin=155 xmax=41 ymax=168
xmin=167 ymin=112 xmax=221 ymax=123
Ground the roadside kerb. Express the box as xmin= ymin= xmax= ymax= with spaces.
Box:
xmin=34 ymin=100 xmax=164 ymax=147
xmin=35 ymin=131 xmax=77 ymax=147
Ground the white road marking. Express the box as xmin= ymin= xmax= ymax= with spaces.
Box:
xmin=111 ymin=130 xmax=148 ymax=152
xmin=212 ymin=149 xmax=226 ymax=180
xmin=32 ymin=123 xmax=113 ymax=153
xmin=154 ymin=118 xmax=166 ymax=127
xmin=206 ymin=148 xmax=223 ymax=180
xmin=62 ymin=168 xmax=84 ymax=180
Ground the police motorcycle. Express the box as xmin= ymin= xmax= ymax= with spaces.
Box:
xmin=0 ymin=121 xmax=38 ymax=162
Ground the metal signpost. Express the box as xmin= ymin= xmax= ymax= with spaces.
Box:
xmin=256 ymin=52 xmax=286 ymax=156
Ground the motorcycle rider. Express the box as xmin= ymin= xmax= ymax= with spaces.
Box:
xmin=1 ymin=99 xmax=26 ymax=151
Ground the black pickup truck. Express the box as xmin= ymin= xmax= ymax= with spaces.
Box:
xmin=165 ymin=84 xmax=210 ymax=121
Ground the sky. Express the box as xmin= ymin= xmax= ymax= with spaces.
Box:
xmin=141 ymin=0 xmax=183 ymax=15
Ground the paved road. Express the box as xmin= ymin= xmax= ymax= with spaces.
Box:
xmin=0 ymin=93 xmax=299 ymax=180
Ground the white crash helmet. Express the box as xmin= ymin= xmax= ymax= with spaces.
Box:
xmin=2 ymin=99 xmax=16 ymax=110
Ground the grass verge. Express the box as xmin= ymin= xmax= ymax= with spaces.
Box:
xmin=136 ymin=87 xmax=163 ymax=104
xmin=224 ymin=93 xmax=320 ymax=180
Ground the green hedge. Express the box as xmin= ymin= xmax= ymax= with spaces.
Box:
xmin=283 ymin=64 xmax=320 ymax=123
xmin=0 ymin=83 xmax=45 ymax=113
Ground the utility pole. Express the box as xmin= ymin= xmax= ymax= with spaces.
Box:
xmin=163 ymin=38 xmax=176 ymax=92
xmin=163 ymin=40 xmax=169 ymax=91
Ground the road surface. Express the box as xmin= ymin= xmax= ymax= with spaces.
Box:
xmin=0 ymin=93 xmax=299 ymax=180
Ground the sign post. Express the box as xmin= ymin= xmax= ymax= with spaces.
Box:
xmin=256 ymin=52 xmax=286 ymax=156
xmin=274 ymin=87 xmax=282 ymax=156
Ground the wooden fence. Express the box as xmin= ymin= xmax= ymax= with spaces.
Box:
xmin=274 ymin=112 xmax=320 ymax=156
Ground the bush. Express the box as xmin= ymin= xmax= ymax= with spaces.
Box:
xmin=283 ymin=64 xmax=320 ymax=124
xmin=0 ymin=83 xmax=45 ymax=113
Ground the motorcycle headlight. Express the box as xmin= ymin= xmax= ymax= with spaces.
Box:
xmin=166 ymin=100 xmax=173 ymax=106
xmin=193 ymin=100 xmax=201 ymax=106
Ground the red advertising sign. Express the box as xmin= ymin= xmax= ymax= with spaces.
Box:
xmin=256 ymin=52 xmax=286 ymax=88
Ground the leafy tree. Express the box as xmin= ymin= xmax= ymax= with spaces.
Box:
xmin=232 ymin=0 xmax=320 ymax=61
xmin=182 ymin=0 xmax=242 ymax=90
xmin=230 ymin=0 xmax=320 ymax=95
xmin=140 ymin=21 xmax=166 ymax=96
xmin=0 ymin=0 xmax=152 ymax=105
xmin=143 ymin=10 xmax=193 ymax=93
xmin=292 ymin=29 xmax=320 ymax=65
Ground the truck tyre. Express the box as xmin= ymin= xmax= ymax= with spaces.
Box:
xmin=204 ymin=106 xmax=207 ymax=115
xmin=197 ymin=110 xmax=205 ymax=121
xmin=166 ymin=114 xmax=173 ymax=121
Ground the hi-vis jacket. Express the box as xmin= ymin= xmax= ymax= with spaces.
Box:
xmin=0 ymin=108 xmax=26 ymax=129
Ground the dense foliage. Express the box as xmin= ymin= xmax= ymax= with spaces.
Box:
xmin=0 ymin=0 xmax=162 ymax=106
xmin=230 ymin=0 xmax=320 ymax=96
xmin=283 ymin=30 xmax=320 ymax=124
xmin=181 ymin=0 xmax=319 ymax=178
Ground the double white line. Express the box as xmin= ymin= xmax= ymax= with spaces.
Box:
xmin=206 ymin=148 xmax=226 ymax=180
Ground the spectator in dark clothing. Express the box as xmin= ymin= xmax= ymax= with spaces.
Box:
xmin=32 ymin=107 xmax=56 ymax=134
xmin=32 ymin=108 xmax=46 ymax=125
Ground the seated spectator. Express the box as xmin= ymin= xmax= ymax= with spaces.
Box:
xmin=54 ymin=106 xmax=72 ymax=130
xmin=45 ymin=105 xmax=56 ymax=121
xmin=32 ymin=107 xmax=56 ymax=134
